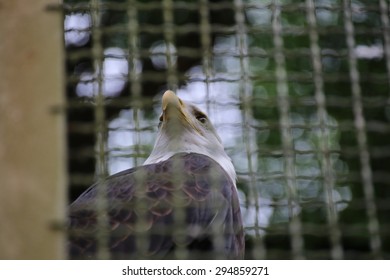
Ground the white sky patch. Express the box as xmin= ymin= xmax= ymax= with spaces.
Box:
xmin=150 ymin=41 xmax=177 ymax=69
xmin=64 ymin=13 xmax=91 ymax=47
xmin=355 ymin=44 xmax=384 ymax=59
xmin=76 ymin=47 xmax=132 ymax=98
xmin=108 ymin=109 xmax=156 ymax=174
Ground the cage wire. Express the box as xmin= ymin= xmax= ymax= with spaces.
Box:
xmin=64 ymin=0 xmax=390 ymax=259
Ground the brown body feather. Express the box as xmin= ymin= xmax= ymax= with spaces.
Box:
xmin=68 ymin=153 xmax=244 ymax=259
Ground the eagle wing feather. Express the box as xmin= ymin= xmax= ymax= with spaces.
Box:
xmin=68 ymin=153 xmax=244 ymax=259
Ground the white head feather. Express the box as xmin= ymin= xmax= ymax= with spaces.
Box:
xmin=143 ymin=90 xmax=236 ymax=184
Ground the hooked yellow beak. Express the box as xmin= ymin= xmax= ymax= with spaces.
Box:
xmin=162 ymin=90 xmax=184 ymax=117
xmin=161 ymin=90 xmax=203 ymax=135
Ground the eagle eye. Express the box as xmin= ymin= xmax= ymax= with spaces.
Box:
xmin=195 ymin=111 xmax=207 ymax=124
xmin=158 ymin=115 xmax=163 ymax=128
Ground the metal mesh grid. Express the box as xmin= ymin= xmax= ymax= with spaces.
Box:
xmin=64 ymin=0 xmax=390 ymax=259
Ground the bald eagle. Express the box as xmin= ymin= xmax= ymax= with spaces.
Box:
xmin=68 ymin=91 xmax=244 ymax=259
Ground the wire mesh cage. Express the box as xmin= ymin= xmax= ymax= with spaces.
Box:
xmin=64 ymin=0 xmax=390 ymax=259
